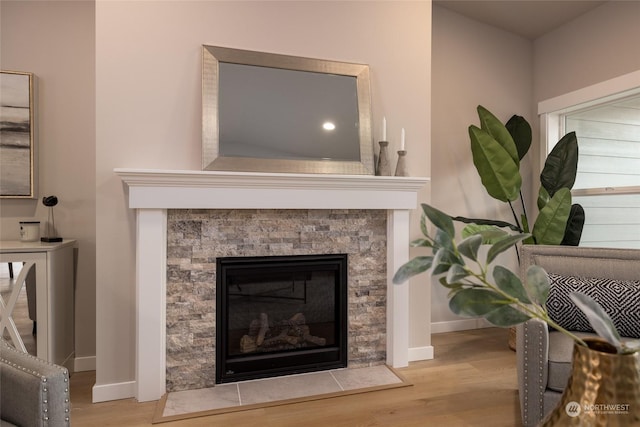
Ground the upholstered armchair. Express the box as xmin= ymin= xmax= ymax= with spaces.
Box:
xmin=0 ymin=338 xmax=71 ymax=426
xmin=516 ymin=245 xmax=640 ymax=427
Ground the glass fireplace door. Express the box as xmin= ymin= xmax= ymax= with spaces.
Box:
xmin=216 ymin=254 xmax=348 ymax=383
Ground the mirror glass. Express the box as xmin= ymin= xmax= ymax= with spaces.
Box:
xmin=202 ymin=46 xmax=374 ymax=174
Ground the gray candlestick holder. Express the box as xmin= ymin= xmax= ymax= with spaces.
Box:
xmin=376 ymin=141 xmax=392 ymax=176
xmin=394 ymin=150 xmax=408 ymax=176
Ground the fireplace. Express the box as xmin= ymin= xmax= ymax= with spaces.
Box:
xmin=216 ymin=254 xmax=348 ymax=383
xmin=115 ymin=168 xmax=431 ymax=402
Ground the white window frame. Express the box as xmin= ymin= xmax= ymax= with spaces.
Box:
xmin=538 ymin=70 xmax=640 ymax=197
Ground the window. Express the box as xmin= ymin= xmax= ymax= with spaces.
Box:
xmin=539 ymin=71 xmax=640 ymax=249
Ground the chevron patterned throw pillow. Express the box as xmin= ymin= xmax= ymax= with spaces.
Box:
xmin=546 ymin=273 xmax=640 ymax=339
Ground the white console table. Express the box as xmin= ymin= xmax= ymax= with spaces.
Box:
xmin=0 ymin=239 xmax=76 ymax=371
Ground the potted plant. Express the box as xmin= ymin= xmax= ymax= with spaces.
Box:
xmin=393 ymin=203 xmax=640 ymax=425
xmin=461 ymin=105 xmax=586 ymax=350
xmin=457 ymin=105 xmax=584 ymax=246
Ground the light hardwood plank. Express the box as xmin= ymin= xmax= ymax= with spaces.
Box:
xmin=69 ymin=328 xmax=522 ymax=426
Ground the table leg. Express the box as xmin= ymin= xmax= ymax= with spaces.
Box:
xmin=0 ymin=261 xmax=35 ymax=352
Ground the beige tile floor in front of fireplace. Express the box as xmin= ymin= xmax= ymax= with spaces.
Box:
xmin=162 ymin=365 xmax=404 ymax=417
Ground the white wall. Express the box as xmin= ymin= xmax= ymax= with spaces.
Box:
xmin=430 ymin=0 xmax=640 ymax=333
xmin=0 ymin=1 xmax=96 ymax=367
xmin=533 ymin=1 xmax=640 ymax=104
xmin=95 ymin=1 xmax=431 ymax=399
xmin=431 ymin=5 xmax=533 ymax=331
xmin=532 ymin=0 xmax=640 ymax=181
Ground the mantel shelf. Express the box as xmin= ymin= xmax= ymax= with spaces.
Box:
xmin=115 ymin=168 xmax=430 ymax=210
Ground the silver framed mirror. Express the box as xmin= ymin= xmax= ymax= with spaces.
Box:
xmin=202 ymin=45 xmax=374 ymax=175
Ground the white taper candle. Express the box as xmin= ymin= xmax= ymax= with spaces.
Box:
xmin=383 ymin=117 xmax=387 ymax=141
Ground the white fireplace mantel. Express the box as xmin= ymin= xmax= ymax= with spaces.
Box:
xmin=115 ymin=168 xmax=431 ymax=402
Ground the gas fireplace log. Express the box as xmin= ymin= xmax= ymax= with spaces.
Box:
xmin=240 ymin=312 xmax=327 ymax=353
xmin=304 ymin=334 xmax=326 ymax=346
xmin=256 ymin=313 xmax=269 ymax=346
xmin=288 ymin=312 xmax=306 ymax=325
xmin=240 ymin=335 xmax=257 ymax=353
xmin=262 ymin=331 xmax=300 ymax=348
xmin=300 ymin=325 xmax=326 ymax=346
xmin=248 ymin=319 xmax=260 ymax=337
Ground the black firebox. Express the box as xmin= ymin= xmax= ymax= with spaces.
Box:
xmin=215 ymin=254 xmax=348 ymax=383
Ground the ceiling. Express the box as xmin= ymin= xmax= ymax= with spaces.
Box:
xmin=434 ymin=0 xmax=607 ymax=40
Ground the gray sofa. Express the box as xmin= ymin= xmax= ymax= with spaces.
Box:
xmin=0 ymin=339 xmax=71 ymax=427
xmin=516 ymin=245 xmax=640 ymax=427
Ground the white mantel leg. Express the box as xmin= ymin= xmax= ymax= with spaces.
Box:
xmin=135 ymin=208 xmax=167 ymax=402
xmin=386 ymin=209 xmax=410 ymax=368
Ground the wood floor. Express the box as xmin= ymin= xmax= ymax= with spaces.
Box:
xmin=1 ymin=265 xmax=521 ymax=426
xmin=69 ymin=327 xmax=522 ymax=427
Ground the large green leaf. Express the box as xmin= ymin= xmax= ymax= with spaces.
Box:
xmin=461 ymin=224 xmax=510 ymax=243
xmin=420 ymin=211 xmax=429 ymax=237
xmin=439 ymin=276 xmax=465 ymax=291
xmin=434 ymin=228 xmax=454 ymax=251
xmin=410 ymin=238 xmax=433 ymax=248
xmin=524 ymin=265 xmax=550 ymax=306
xmin=532 ymin=188 xmax=572 ymax=245
xmin=446 ymin=264 xmax=469 ymax=283
xmin=432 ymin=247 xmax=459 ymax=275
xmin=392 ymin=256 xmax=433 ymax=284
xmin=422 ymin=204 xmax=454 ymax=238
xmin=485 ymin=305 xmax=531 ymax=327
xmin=469 ymin=125 xmax=522 ymax=203
xmin=493 ymin=265 xmax=531 ymax=304
xmin=457 ymin=234 xmax=482 ymax=261
xmin=537 ymin=186 xmax=550 ymax=211
xmin=449 ymin=288 xmax=510 ymax=317
xmin=505 ymin=114 xmax=532 ymax=161
xmin=453 ymin=215 xmax=521 ymax=232
xmin=486 ymin=233 xmax=530 ymax=264
xmin=569 ymin=292 xmax=622 ymax=350
xmin=477 ymin=105 xmax=519 ymax=165
xmin=541 ymin=132 xmax=578 ymax=197
xmin=561 ymin=204 xmax=585 ymax=246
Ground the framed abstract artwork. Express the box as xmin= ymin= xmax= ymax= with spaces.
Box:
xmin=1 ymin=70 xmax=36 ymax=198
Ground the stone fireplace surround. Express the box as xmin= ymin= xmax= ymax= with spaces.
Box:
xmin=116 ymin=168 xmax=431 ymax=402
xmin=167 ymin=209 xmax=385 ymax=391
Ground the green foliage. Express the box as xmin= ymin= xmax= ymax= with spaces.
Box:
xmin=532 ymin=188 xmax=572 ymax=245
xmin=541 ymin=132 xmax=579 ymax=197
xmin=469 ymin=125 xmax=521 ymax=203
xmin=561 ymin=205 xmax=586 ymax=246
xmin=463 ymin=105 xmax=584 ymax=246
xmin=505 ymin=115 xmax=531 ymax=161
xmin=393 ymin=203 xmax=638 ymax=353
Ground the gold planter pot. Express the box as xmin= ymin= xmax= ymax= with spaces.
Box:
xmin=541 ymin=339 xmax=640 ymax=426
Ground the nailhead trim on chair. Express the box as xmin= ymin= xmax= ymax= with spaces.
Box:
xmin=521 ymin=321 xmax=546 ymax=426
xmin=1 ymin=339 xmax=71 ymax=426
xmin=537 ymin=325 xmax=544 ymax=422
xmin=523 ymin=322 xmax=529 ymax=423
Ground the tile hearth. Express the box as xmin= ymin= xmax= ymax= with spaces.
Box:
xmin=160 ymin=365 xmax=406 ymax=419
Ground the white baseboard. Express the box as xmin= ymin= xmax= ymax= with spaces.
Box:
xmin=92 ymin=380 xmax=136 ymax=403
xmin=431 ymin=318 xmax=492 ymax=334
xmin=408 ymin=345 xmax=434 ymax=362
xmin=74 ymin=355 xmax=96 ymax=372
